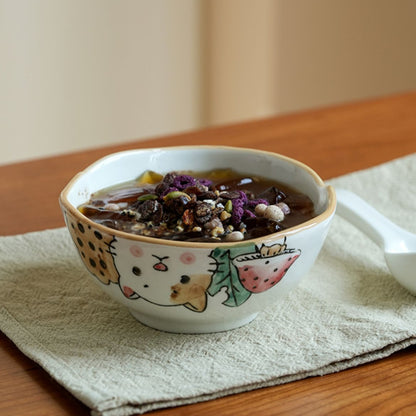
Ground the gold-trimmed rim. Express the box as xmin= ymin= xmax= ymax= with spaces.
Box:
xmin=59 ymin=145 xmax=337 ymax=248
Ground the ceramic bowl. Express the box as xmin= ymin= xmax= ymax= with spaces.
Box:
xmin=59 ymin=146 xmax=336 ymax=333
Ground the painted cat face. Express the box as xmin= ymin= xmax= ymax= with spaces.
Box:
xmin=111 ymin=238 xmax=214 ymax=310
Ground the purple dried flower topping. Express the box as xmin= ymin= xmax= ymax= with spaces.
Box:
xmin=198 ymin=178 xmax=212 ymax=187
xmin=243 ymin=209 xmax=256 ymax=219
xmin=173 ymin=175 xmax=196 ymax=190
xmin=238 ymin=191 xmax=248 ymax=204
xmin=232 ymin=198 xmax=245 ymax=209
xmin=231 ymin=205 xmax=244 ymax=226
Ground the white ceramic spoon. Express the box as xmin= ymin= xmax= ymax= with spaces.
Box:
xmin=335 ymin=188 xmax=416 ymax=295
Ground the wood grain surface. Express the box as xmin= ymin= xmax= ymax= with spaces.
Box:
xmin=1 ymin=92 xmax=416 ymax=416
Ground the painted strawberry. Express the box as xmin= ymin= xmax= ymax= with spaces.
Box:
xmin=232 ymin=250 xmax=300 ymax=293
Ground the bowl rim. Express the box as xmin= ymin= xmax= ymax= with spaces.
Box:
xmin=60 ymin=145 xmax=336 ymax=248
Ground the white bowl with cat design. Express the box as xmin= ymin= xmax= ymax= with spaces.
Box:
xmin=60 ymin=146 xmax=336 ymax=333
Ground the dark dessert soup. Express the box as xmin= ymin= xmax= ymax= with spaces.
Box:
xmin=78 ymin=169 xmax=315 ymax=242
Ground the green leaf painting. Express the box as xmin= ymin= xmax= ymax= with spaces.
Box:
xmin=208 ymin=244 xmax=256 ymax=307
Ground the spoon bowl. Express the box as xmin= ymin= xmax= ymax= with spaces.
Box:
xmin=336 ymin=188 xmax=416 ymax=295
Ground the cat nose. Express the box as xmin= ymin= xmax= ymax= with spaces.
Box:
xmin=153 ymin=262 xmax=168 ymax=271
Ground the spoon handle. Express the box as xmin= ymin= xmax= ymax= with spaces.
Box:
xmin=335 ymin=188 xmax=403 ymax=249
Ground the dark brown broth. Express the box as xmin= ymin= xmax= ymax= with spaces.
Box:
xmin=78 ymin=170 xmax=315 ymax=242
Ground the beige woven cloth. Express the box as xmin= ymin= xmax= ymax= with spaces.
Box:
xmin=1 ymin=154 xmax=416 ymax=416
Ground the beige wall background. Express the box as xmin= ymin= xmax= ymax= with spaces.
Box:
xmin=1 ymin=0 xmax=416 ymax=165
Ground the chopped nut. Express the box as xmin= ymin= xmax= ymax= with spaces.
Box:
xmin=182 ymin=209 xmax=195 ymax=226
xmin=220 ymin=210 xmax=232 ymax=221
xmin=174 ymin=225 xmax=184 ymax=233
xmin=210 ymin=226 xmax=225 ymax=238
xmin=202 ymin=199 xmax=215 ymax=207
xmin=121 ymin=209 xmax=136 ymax=217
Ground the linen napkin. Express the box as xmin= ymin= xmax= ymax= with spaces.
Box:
xmin=1 ymin=153 xmax=416 ymax=416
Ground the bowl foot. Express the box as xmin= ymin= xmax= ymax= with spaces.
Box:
xmin=128 ymin=309 xmax=258 ymax=334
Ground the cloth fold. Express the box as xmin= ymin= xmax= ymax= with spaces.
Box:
xmin=1 ymin=153 xmax=416 ymax=416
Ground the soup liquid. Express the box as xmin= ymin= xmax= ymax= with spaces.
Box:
xmin=79 ymin=169 xmax=315 ymax=242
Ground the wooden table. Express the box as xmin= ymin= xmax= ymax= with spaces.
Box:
xmin=1 ymin=92 xmax=416 ymax=415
